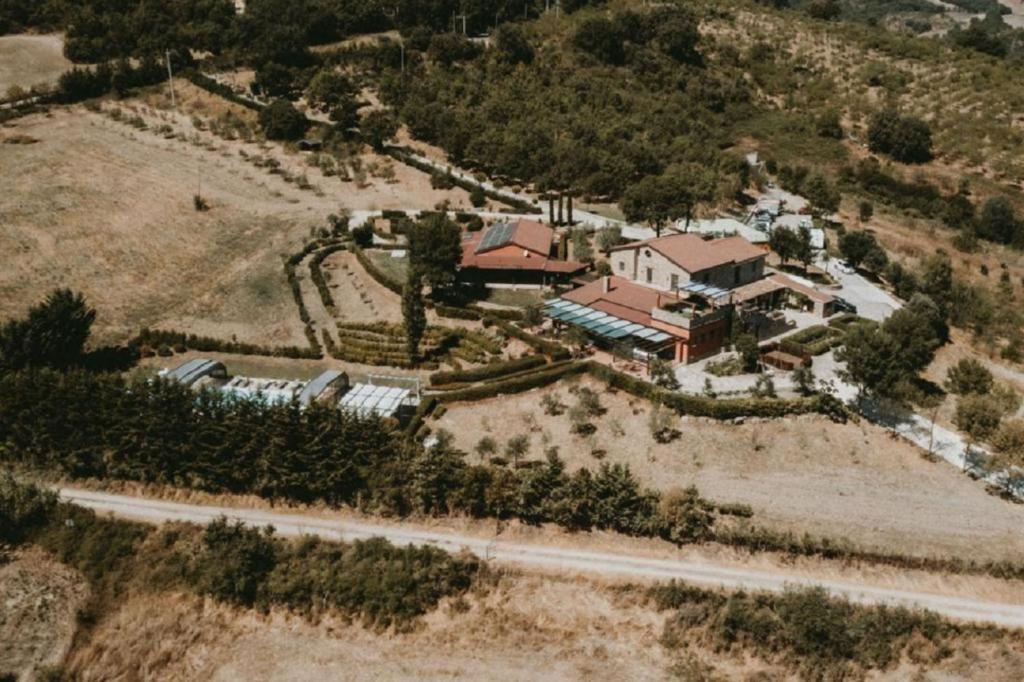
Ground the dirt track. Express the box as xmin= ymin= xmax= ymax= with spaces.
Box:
xmin=59 ymin=487 xmax=1024 ymax=628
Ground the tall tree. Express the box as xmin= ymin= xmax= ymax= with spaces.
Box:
xmin=402 ymin=273 xmax=427 ymax=361
xmin=0 ymin=288 xmax=96 ymax=371
xmin=407 ymin=213 xmax=463 ymax=292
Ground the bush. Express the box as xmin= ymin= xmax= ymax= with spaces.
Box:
xmin=867 ymin=109 xmax=933 ymax=164
xmin=0 ymin=474 xmax=57 ymax=544
xmin=134 ymin=328 xmax=320 ymax=360
xmin=259 ymin=99 xmax=309 ymax=141
xmin=945 ymin=358 xmax=994 ymax=395
xmin=429 ymin=355 xmax=548 ymax=386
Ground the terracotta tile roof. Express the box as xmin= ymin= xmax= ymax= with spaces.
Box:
xmin=460 ymin=223 xmax=585 ymax=274
xmin=767 ymin=273 xmax=835 ymax=303
xmin=475 ymin=219 xmax=553 ymax=256
xmin=611 ymin=233 xmax=765 ymax=274
xmin=562 ymin=276 xmax=680 ymax=324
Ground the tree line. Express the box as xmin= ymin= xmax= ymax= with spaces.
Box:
xmin=0 ymin=475 xmax=481 ymax=633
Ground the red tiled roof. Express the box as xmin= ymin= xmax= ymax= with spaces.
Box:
xmin=611 ymin=233 xmax=765 ymax=274
xmin=460 ymin=219 xmax=585 ymax=273
xmin=562 ymin=276 xmax=681 ymax=325
xmin=767 ymin=273 xmax=835 ymax=303
xmin=508 ymin=219 xmax=554 ymax=256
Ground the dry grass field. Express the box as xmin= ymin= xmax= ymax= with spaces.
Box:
xmin=0 ymin=548 xmax=88 ymax=680
xmin=51 ymin=573 xmax=1024 ymax=681
xmin=0 ymin=34 xmax=72 ymax=94
xmin=433 ymin=377 xmax=1024 ymax=562
xmin=0 ymin=89 xmax=470 ymax=345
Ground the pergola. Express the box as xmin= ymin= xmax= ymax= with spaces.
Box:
xmin=543 ymin=298 xmax=676 ymax=357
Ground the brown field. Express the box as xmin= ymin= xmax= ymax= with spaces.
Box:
xmin=320 ymin=250 xmax=404 ymax=323
xmin=0 ymin=34 xmax=72 ymax=94
xmin=0 ymin=548 xmax=88 ymax=680
xmin=0 ymin=93 xmax=469 ymax=345
xmin=52 ymin=572 xmax=1024 ymax=681
xmin=433 ymin=377 xmax=1024 ymax=563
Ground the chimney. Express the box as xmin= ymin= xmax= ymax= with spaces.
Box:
xmin=602 ymin=276 xmax=611 ymax=294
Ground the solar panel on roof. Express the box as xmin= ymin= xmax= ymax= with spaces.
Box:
xmin=647 ymin=332 xmax=672 ymax=343
xmin=632 ymin=328 xmax=659 ymax=340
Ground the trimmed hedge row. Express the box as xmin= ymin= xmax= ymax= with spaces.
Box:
xmin=386 ymin=148 xmax=542 ymax=215
xmin=583 ymin=362 xmax=847 ymax=422
xmin=186 ymin=72 xmax=264 ymax=112
xmin=429 ymin=354 xmax=548 ymax=386
xmin=352 ymin=245 xmax=403 ymax=295
xmin=435 ymin=305 xmax=482 ymax=321
xmin=435 ymin=361 xmax=588 ymax=403
xmin=310 ymin=243 xmax=348 ymax=310
xmin=133 ymin=328 xmax=321 ymax=359
xmin=490 ymin=320 xmax=571 ymax=360
xmin=404 ymin=395 xmax=438 ymax=440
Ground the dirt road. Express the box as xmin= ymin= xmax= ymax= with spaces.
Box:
xmin=60 ymin=487 xmax=1024 ymax=627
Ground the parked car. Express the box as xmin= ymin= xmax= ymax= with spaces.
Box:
xmin=833 ymin=296 xmax=857 ymax=314
xmin=835 ymin=260 xmax=856 ymax=275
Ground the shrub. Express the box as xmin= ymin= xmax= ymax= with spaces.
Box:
xmin=945 ymin=358 xmax=993 ymax=395
xmin=429 ymin=355 xmax=547 ymax=386
xmin=0 ymin=474 xmax=57 ymax=544
xmin=259 ymin=99 xmax=309 ymax=141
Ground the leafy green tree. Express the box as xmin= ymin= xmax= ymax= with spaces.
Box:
xmin=658 ymin=486 xmax=714 ymax=544
xmin=802 ymin=172 xmax=840 ymax=214
xmin=595 ymin=226 xmax=622 ymax=253
xmin=816 ymin=110 xmax=843 ymax=139
xmin=955 ymin=393 xmax=1003 ymax=445
xmin=838 ymin=231 xmax=885 ymax=270
xmin=769 ymin=227 xmax=801 ymax=265
xmin=0 ymin=288 xmax=96 ymax=371
xmin=867 ymin=109 xmax=933 ymax=164
xmin=807 ymin=0 xmax=841 ymax=20
xmin=407 ymin=213 xmax=463 ymax=292
xmin=570 ymin=228 xmax=594 ymax=263
xmin=858 ymin=201 xmax=874 ymax=223
xmin=504 ymin=434 xmax=530 ymax=466
xmin=197 ymin=518 xmax=278 ymax=607
xmin=573 ymin=16 xmax=624 ymax=65
xmin=305 ymin=69 xmax=359 ymax=127
xmin=735 ymin=334 xmax=760 ymax=373
xmin=793 ymin=365 xmax=816 ymax=396
xmin=258 ymin=98 xmax=308 ymax=141
xmin=621 ymin=165 xmax=715 ymax=237
xmin=494 ymin=23 xmax=534 ymax=65
xmin=402 ymin=273 xmax=427 ymax=361
xmin=838 ymin=296 xmax=942 ymax=398
xmin=946 ymin=358 xmax=994 ymax=395
xmin=474 ymin=436 xmax=497 ymax=462
xmin=655 ymin=9 xmax=701 ymax=64
xmin=649 ymin=357 xmax=679 ymax=390
xmin=361 ymin=109 xmax=399 ymax=151
xmin=976 ymin=197 xmax=1020 ymax=246
xmin=0 ymin=474 xmax=57 ymax=544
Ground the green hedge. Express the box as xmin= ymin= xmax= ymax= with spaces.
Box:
xmin=429 ymin=354 xmax=548 ymax=386
xmin=436 ymin=361 xmax=587 ymax=403
xmin=309 ymin=243 xmax=348 ymax=309
xmin=133 ymin=328 xmax=321 ymax=359
xmin=403 ymin=395 xmax=438 ymax=440
xmin=435 ymin=305 xmax=482 ymax=321
xmin=386 ymin=148 xmax=542 ymax=215
xmin=352 ymin=245 xmax=403 ymax=295
xmin=584 ymin=363 xmax=846 ymax=421
xmin=491 ymin=320 xmax=570 ymax=360
xmin=186 ymin=71 xmax=264 ymax=112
